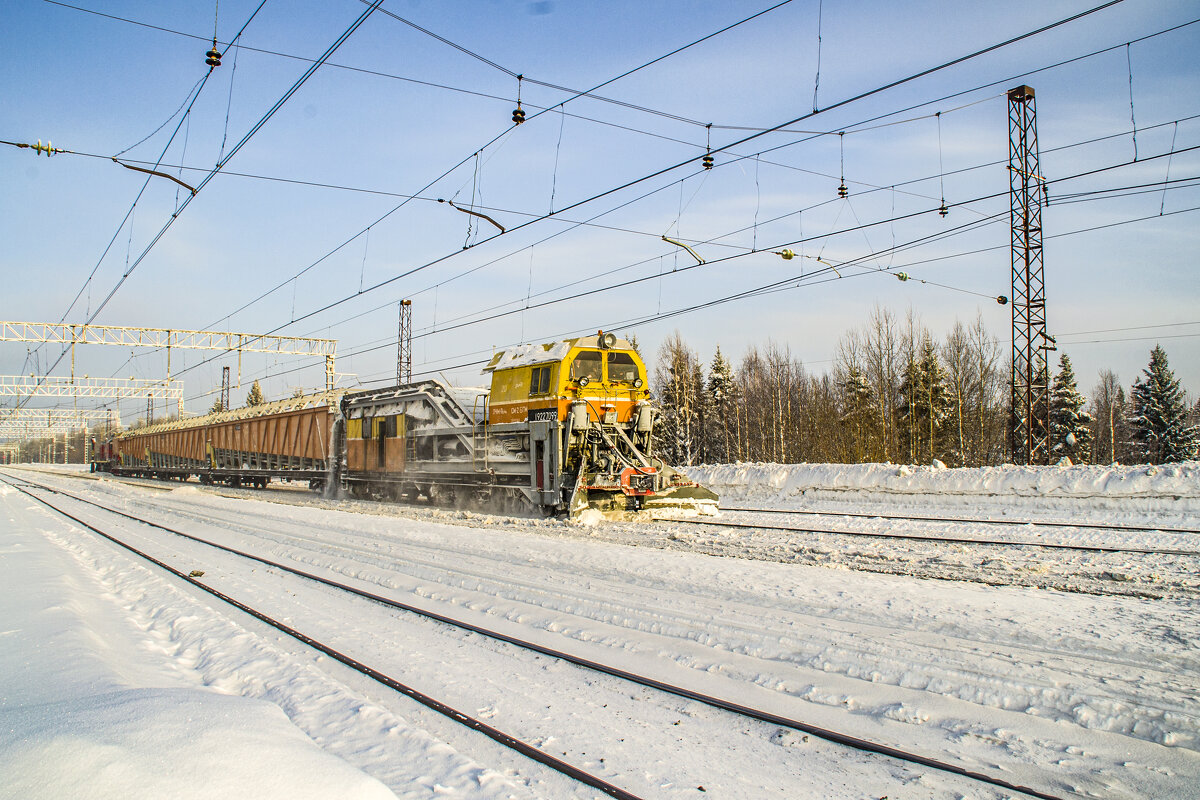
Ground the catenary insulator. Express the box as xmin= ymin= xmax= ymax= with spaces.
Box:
xmin=512 ymin=106 xmax=526 ymax=124
xmin=206 ymin=48 xmax=222 ymax=67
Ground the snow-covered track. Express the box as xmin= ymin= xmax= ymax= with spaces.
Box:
xmin=723 ymin=505 xmax=1200 ymax=536
xmin=2 ymin=475 xmax=644 ymax=800
xmin=2 ymin=472 xmax=1071 ymax=800
xmin=685 ymin=513 xmax=1200 ymax=556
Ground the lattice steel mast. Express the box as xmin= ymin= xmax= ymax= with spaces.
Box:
xmin=396 ymin=300 xmax=412 ymax=385
xmin=1008 ymin=85 xmax=1053 ymax=465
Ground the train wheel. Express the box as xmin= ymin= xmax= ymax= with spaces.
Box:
xmin=428 ymin=484 xmax=456 ymax=507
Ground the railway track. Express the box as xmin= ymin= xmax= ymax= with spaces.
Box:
xmin=685 ymin=507 xmax=1200 ymax=556
xmin=2 ymin=471 xmax=1069 ymax=800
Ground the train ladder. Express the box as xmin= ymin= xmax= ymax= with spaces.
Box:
xmin=471 ymin=393 xmax=489 ymax=472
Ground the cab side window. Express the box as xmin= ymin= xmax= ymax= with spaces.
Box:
xmin=528 ymin=366 xmax=554 ymax=395
xmin=607 ymin=351 xmax=639 ymax=383
xmin=569 ymin=351 xmax=603 ymax=383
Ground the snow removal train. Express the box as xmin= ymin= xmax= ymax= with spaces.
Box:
xmin=92 ymin=333 xmax=717 ymax=518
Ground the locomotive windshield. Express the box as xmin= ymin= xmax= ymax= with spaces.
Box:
xmin=569 ymin=351 xmax=603 ymax=383
xmin=607 ymin=351 xmax=639 ymax=383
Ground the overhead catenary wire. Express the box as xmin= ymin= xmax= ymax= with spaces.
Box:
xmin=224 ymin=176 xmax=1198 ymax=397
xmin=24 ymin=11 xmax=1189 ymax=356
xmin=26 ymin=0 xmax=271 ymax=367
xmin=330 ymin=147 xmax=1200 ymax=349
xmin=30 ymin=0 xmax=1200 ymax=407
xmin=154 ymin=0 xmax=1146 ymax=366
xmin=170 ymin=131 xmax=1200 ymax=397
xmin=188 ymin=1 xmax=1140 ymax=356
xmin=29 ymin=1 xmax=383 ymax=400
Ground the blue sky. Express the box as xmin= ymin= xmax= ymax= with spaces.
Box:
xmin=3 ymin=0 xmax=1198 ymax=425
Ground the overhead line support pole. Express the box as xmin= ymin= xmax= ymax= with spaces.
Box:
xmin=1008 ymin=85 xmax=1051 ymax=465
xmin=397 ymin=300 xmax=412 ymax=386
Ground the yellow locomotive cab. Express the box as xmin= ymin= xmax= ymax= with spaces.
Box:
xmin=484 ymin=334 xmax=651 ymax=426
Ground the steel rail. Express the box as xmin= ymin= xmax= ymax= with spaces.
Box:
xmin=723 ymin=505 xmax=1200 ymax=536
xmin=668 ymin=516 xmax=1200 ymax=556
xmin=2 ymin=471 xmax=1072 ymax=800
xmin=2 ymin=475 xmax=643 ymax=800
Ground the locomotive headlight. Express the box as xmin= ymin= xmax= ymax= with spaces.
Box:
xmin=633 ymin=378 xmax=643 ymax=388
xmin=578 ymin=376 xmax=590 ymax=387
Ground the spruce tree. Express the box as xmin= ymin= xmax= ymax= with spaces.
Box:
xmin=1049 ymin=354 xmax=1092 ymax=464
xmin=1129 ymin=345 xmax=1198 ymax=463
xmin=652 ymin=332 xmax=705 ymax=465
xmin=706 ymin=346 xmax=739 ymax=463
xmin=839 ymin=364 xmax=876 ymax=462
xmin=209 ymin=398 xmax=226 ymax=414
xmin=245 ymin=380 xmax=266 ymax=407
xmin=896 ymin=337 xmax=950 ymax=463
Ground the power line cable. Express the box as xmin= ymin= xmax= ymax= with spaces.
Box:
xmin=222 ymin=197 xmax=1200 ymax=400
xmin=344 ymin=154 xmax=1200 ymax=356
xmin=169 ymin=137 xmax=1200 ymax=394
xmin=34 ymin=1 xmax=381 ymax=393
xmin=98 ymin=2 xmax=1184 ymax=395
xmin=34 ymin=10 xmax=1185 ymax=343
xmin=209 ymin=1 xmax=1138 ymax=345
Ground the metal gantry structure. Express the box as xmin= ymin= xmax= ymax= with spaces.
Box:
xmin=396 ymin=300 xmax=413 ymax=386
xmin=0 ymin=408 xmax=117 ymax=456
xmin=0 ymin=375 xmax=182 ymax=404
xmin=0 ymin=322 xmax=339 ymax=391
xmin=0 ymin=376 xmax=172 ymax=451
xmin=1007 ymin=85 xmax=1053 ymax=466
xmin=0 ymin=407 xmax=116 ymax=427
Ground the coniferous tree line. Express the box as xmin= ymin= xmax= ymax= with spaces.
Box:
xmin=650 ymin=307 xmax=1199 ymax=466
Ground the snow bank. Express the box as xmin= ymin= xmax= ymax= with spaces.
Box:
xmin=688 ymin=461 xmax=1200 ymax=505
xmin=0 ymin=689 xmax=398 ymax=800
xmin=0 ymin=498 xmax=397 ymax=800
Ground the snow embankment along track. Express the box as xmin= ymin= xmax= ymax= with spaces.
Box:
xmin=689 ymin=461 xmax=1200 ymax=514
xmin=0 ymin=480 xmax=478 ymax=800
xmin=7 ymin=465 xmax=1200 ymax=799
xmin=666 ymin=461 xmax=1200 ymax=599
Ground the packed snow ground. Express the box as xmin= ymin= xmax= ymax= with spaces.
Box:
xmin=1 ymin=462 xmax=1197 ymax=799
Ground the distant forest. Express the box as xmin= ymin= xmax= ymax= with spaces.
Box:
xmin=646 ymin=306 xmax=1200 ymax=468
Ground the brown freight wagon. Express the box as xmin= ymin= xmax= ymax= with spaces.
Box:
xmin=114 ymin=391 xmax=344 ymax=489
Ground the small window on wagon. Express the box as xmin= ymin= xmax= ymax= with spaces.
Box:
xmin=569 ymin=351 xmax=603 ymax=383
xmin=528 ymin=365 xmax=553 ymax=396
xmin=385 ymin=415 xmax=398 ymax=438
xmin=607 ymin=351 xmax=639 ymax=383
xmin=361 ymin=416 xmax=373 ymax=439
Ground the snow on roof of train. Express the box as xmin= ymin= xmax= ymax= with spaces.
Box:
xmin=482 ymin=335 xmax=633 ymax=372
